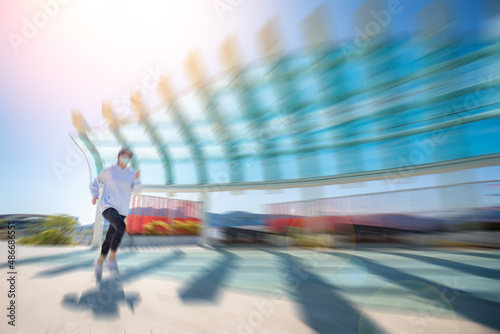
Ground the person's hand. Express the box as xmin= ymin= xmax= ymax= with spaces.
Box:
xmin=92 ymin=197 xmax=99 ymax=205
xmin=135 ymin=169 xmax=141 ymax=179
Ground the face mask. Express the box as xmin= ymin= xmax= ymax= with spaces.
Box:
xmin=120 ymin=157 xmax=131 ymax=166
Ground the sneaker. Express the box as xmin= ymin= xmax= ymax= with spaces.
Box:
xmin=107 ymin=259 xmax=120 ymax=276
xmin=94 ymin=259 xmax=103 ymax=281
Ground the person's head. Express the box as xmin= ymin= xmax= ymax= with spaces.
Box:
xmin=117 ymin=148 xmax=133 ymax=167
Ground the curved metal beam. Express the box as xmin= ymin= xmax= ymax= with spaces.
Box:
xmin=257 ymin=18 xmax=319 ymax=178
xmin=102 ymin=101 xmax=139 ymax=170
xmin=71 ymin=110 xmax=104 ymax=175
xmin=157 ymin=76 xmax=208 ymax=184
xmin=185 ymin=50 xmax=243 ymax=182
xmin=219 ymin=35 xmax=281 ymax=181
xmin=130 ymin=92 xmax=174 ymax=184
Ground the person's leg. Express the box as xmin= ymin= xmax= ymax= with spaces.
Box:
xmin=95 ymin=208 xmax=118 ymax=279
xmin=98 ymin=208 xmax=117 ymax=265
xmin=109 ymin=213 xmax=126 ymax=254
xmin=103 ymin=210 xmax=126 ymax=275
xmin=108 ymin=215 xmax=126 ymax=262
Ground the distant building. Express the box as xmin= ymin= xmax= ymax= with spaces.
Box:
xmin=0 ymin=214 xmax=50 ymax=239
xmin=0 ymin=214 xmax=79 ymax=240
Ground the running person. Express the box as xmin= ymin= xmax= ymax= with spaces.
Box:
xmin=90 ymin=147 xmax=141 ymax=279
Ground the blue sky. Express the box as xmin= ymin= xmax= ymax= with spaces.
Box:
xmin=1 ymin=0 xmax=498 ymax=225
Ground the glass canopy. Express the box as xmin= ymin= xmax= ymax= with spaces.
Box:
xmin=71 ymin=35 xmax=500 ymax=192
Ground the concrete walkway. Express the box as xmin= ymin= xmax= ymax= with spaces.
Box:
xmin=1 ymin=242 xmax=500 ymax=333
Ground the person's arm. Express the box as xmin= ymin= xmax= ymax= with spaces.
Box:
xmin=132 ymin=169 xmax=142 ymax=194
xmin=90 ymin=169 xmax=108 ymax=204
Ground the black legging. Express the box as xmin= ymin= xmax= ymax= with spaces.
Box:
xmin=101 ymin=208 xmax=126 ymax=255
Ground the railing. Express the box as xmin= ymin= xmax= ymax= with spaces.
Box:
xmin=265 ymin=181 xmax=500 ymax=234
xmin=125 ymin=195 xmax=203 ymax=235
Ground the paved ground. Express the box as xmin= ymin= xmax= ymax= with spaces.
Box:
xmin=1 ymin=242 xmax=500 ymax=333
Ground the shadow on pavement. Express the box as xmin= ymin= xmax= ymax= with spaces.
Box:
xmin=62 ymin=277 xmax=140 ymax=319
xmin=33 ymin=252 xmax=136 ymax=278
xmin=177 ymin=248 xmax=241 ymax=304
xmin=262 ymin=249 xmax=383 ymax=334
xmin=325 ymin=251 xmax=500 ymax=331
xmin=373 ymin=249 xmax=500 ymax=280
xmin=119 ymin=249 xmax=186 ymax=283
xmin=61 ymin=249 xmax=185 ymax=319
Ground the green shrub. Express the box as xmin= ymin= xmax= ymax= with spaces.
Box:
xmin=19 ymin=215 xmax=77 ymax=245
xmin=142 ymin=219 xmax=200 ymax=236
xmin=172 ymin=220 xmax=200 ymax=235
xmin=143 ymin=220 xmax=172 ymax=235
